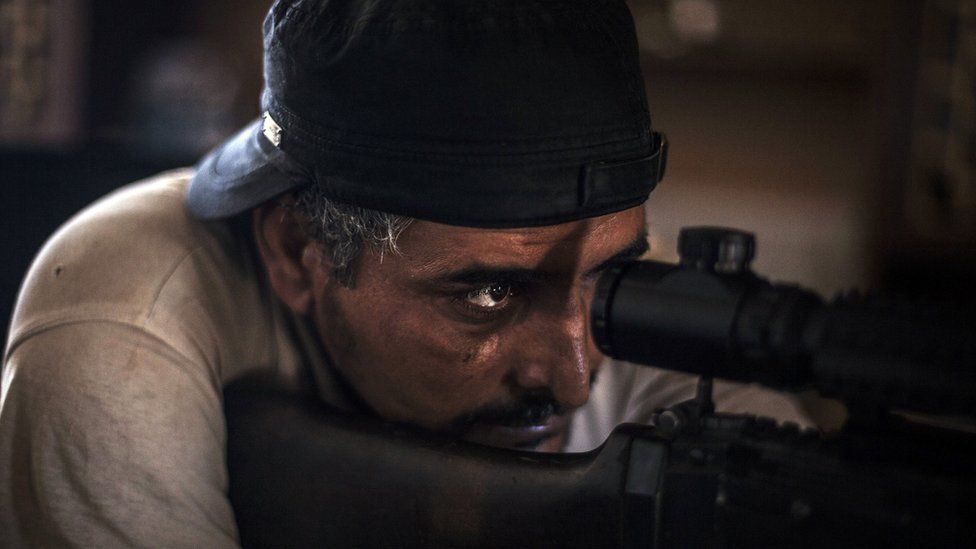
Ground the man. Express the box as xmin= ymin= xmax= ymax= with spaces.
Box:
xmin=0 ymin=0 xmax=810 ymax=546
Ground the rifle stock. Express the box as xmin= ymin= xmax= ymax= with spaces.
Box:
xmin=225 ymin=377 xmax=656 ymax=548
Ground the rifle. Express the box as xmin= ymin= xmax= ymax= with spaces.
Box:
xmin=224 ymin=227 xmax=976 ymax=548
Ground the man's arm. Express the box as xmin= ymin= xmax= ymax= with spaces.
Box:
xmin=0 ymin=321 xmax=239 ymax=548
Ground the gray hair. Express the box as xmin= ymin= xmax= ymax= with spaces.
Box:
xmin=289 ymin=184 xmax=413 ymax=285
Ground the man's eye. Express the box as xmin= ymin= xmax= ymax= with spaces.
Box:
xmin=464 ymin=283 xmax=513 ymax=309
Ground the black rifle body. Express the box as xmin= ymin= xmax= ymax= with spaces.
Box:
xmin=226 ymin=379 xmax=976 ymax=548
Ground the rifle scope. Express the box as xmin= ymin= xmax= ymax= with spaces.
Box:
xmin=592 ymin=227 xmax=976 ymax=416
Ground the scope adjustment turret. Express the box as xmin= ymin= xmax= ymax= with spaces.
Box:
xmin=678 ymin=227 xmax=756 ymax=274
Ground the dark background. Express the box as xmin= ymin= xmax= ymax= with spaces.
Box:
xmin=2 ymin=0 xmax=974 ymax=347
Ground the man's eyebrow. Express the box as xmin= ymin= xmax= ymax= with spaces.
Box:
xmin=584 ymin=234 xmax=650 ymax=277
xmin=429 ymin=234 xmax=649 ymax=286
xmin=432 ymin=266 xmax=540 ymax=286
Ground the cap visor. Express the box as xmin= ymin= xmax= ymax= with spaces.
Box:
xmin=187 ymin=117 xmax=305 ymax=220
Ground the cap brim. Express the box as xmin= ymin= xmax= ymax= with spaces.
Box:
xmin=187 ymin=117 xmax=305 ymax=220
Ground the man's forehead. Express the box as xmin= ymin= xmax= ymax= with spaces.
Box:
xmin=397 ymin=206 xmax=647 ymax=274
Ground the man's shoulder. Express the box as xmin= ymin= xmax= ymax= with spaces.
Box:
xmin=42 ymin=168 xmax=202 ymax=260
xmin=65 ymin=168 xmax=195 ymax=233
xmin=6 ymin=169 xmax=259 ymax=360
xmin=0 ymin=172 xmax=245 ymax=545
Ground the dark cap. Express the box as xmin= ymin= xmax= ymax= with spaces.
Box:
xmin=187 ymin=0 xmax=667 ymax=227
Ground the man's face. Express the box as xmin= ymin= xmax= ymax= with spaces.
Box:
xmin=308 ymin=206 xmax=647 ymax=451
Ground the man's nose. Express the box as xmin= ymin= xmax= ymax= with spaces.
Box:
xmin=509 ymin=296 xmax=594 ymax=409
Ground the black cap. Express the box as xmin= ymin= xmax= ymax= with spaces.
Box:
xmin=187 ymin=0 xmax=667 ymax=228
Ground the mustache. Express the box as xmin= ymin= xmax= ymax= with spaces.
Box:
xmin=446 ymin=391 xmax=567 ymax=433
xmin=442 ymin=372 xmax=599 ymax=435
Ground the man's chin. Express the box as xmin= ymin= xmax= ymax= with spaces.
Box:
xmin=459 ymin=413 xmax=570 ymax=452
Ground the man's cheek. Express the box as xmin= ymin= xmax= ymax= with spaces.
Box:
xmin=376 ymin=295 xmax=499 ymax=371
xmin=436 ymin=333 xmax=506 ymax=395
xmin=402 ymin=326 xmax=509 ymax=418
xmin=366 ymin=308 xmax=467 ymax=377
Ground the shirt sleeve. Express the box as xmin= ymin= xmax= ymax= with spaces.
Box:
xmin=565 ymin=359 xmax=818 ymax=452
xmin=0 ymin=321 xmax=240 ymax=548
xmin=621 ymin=366 xmax=815 ymax=427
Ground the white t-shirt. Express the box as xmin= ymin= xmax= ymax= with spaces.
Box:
xmin=0 ymin=172 xmax=811 ymax=547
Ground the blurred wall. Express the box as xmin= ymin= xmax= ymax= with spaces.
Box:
xmin=633 ymin=0 xmax=975 ymax=303
xmin=0 ymin=0 xmax=273 ymax=342
xmin=644 ymin=74 xmax=874 ymax=295
xmin=632 ymin=0 xmax=887 ymax=295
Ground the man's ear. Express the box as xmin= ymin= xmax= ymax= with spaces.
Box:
xmin=252 ymin=198 xmax=330 ymax=316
